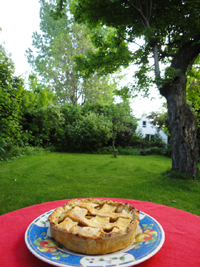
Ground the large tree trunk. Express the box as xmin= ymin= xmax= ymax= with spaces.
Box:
xmin=160 ymin=73 xmax=199 ymax=177
xmin=158 ymin=36 xmax=200 ymax=177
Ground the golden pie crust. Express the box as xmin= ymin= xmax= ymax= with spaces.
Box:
xmin=48 ymin=198 xmax=140 ymax=255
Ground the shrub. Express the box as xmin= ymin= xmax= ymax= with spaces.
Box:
xmin=117 ymin=146 xmax=140 ymax=156
xmin=67 ymin=112 xmax=112 ymax=152
xmin=115 ymin=127 xmax=135 ymax=147
xmin=0 ymin=145 xmax=49 ymax=161
xmin=140 ymin=147 xmax=164 ymax=156
xmin=21 ymin=103 xmax=64 ymax=147
xmin=95 ymin=146 xmax=113 ymax=154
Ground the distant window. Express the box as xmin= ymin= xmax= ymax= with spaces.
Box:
xmin=142 ymin=121 xmax=146 ymax=128
xmin=151 ymin=135 xmax=155 ymax=141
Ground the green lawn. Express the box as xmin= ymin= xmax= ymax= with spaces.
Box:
xmin=0 ymin=152 xmax=200 ymax=216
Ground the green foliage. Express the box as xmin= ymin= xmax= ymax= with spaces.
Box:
xmin=37 ymin=101 xmax=138 ymax=153
xmin=146 ymin=105 xmax=170 ymax=136
xmin=117 ymin=146 xmax=140 ymax=156
xmin=67 ymin=111 xmax=112 ymax=152
xmin=74 ymin=26 xmax=132 ymax=77
xmin=140 ymin=147 xmax=164 ymax=156
xmin=186 ymin=62 xmax=200 ymax=150
xmin=186 ymin=57 xmax=200 ymax=117
xmin=0 ymin=45 xmax=25 ymax=153
xmin=68 ymin=0 xmax=200 ymax=105
xmin=0 ymin=145 xmax=49 ymax=162
xmin=53 ymin=103 xmax=82 ymax=150
xmin=0 ymin=41 xmax=166 ymax=158
xmin=70 ymin=1 xmax=199 ymax=76
xmin=14 ymin=74 xmax=64 ymax=148
xmin=105 ymin=102 xmax=137 ymax=133
xmin=131 ymin=129 xmax=168 ymax=150
xmin=56 ymin=101 xmax=138 ymax=154
xmin=27 ymin=73 xmax=56 ymax=107
xmin=114 ymin=85 xmax=132 ymax=102
xmin=21 ymin=103 xmax=64 ymax=147
xmin=26 ymin=0 xmax=115 ymax=105
xmin=80 ymin=102 xmax=108 ymax=116
xmin=103 ymin=102 xmax=137 ymax=156
xmin=95 ymin=146 xmax=113 ymax=154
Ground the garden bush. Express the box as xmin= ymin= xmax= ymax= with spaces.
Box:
xmin=67 ymin=112 xmax=112 ymax=152
xmin=117 ymin=146 xmax=140 ymax=156
xmin=95 ymin=146 xmax=113 ymax=154
xmin=139 ymin=146 xmax=171 ymax=157
xmin=21 ymin=103 xmax=64 ymax=147
xmin=0 ymin=145 xmax=49 ymax=161
xmin=140 ymin=147 xmax=163 ymax=156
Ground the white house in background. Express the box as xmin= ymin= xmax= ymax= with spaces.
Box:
xmin=137 ymin=117 xmax=168 ymax=144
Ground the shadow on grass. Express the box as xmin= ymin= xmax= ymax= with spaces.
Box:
xmin=152 ymin=169 xmax=200 ymax=194
xmin=163 ymin=169 xmax=200 ymax=182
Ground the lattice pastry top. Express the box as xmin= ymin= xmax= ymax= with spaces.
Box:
xmin=48 ymin=198 xmax=140 ymax=254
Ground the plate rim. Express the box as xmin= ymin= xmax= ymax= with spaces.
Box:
xmin=25 ymin=208 xmax=165 ymax=267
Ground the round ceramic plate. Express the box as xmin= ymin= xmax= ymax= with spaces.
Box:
xmin=25 ymin=209 xmax=165 ymax=267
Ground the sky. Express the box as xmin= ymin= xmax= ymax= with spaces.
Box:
xmin=0 ymin=0 xmax=165 ymax=118
xmin=0 ymin=0 xmax=41 ymax=77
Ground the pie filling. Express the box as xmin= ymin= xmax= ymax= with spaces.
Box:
xmin=48 ymin=198 xmax=140 ymax=254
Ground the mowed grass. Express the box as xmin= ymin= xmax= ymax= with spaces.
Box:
xmin=0 ymin=152 xmax=200 ymax=216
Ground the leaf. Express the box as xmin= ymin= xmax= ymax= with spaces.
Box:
xmin=135 ymin=244 xmax=141 ymax=249
xmin=119 ymin=256 xmax=126 ymax=262
xmin=33 ymin=237 xmax=42 ymax=246
xmin=141 ymin=224 xmax=148 ymax=229
xmin=145 ymin=237 xmax=157 ymax=244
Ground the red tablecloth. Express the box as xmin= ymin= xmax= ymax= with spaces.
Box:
xmin=0 ymin=198 xmax=200 ymax=267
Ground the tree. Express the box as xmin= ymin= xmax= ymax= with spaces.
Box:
xmin=26 ymin=0 xmax=115 ymax=105
xmin=65 ymin=0 xmax=200 ymax=176
xmin=25 ymin=73 xmax=57 ymax=109
xmin=147 ymin=60 xmax=200 ymax=141
xmin=0 ymin=45 xmax=24 ymax=152
xmin=147 ymin=103 xmax=169 ymax=136
xmin=104 ymin=102 xmax=137 ymax=157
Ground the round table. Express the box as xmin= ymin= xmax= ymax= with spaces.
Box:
xmin=0 ymin=198 xmax=200 ymax=267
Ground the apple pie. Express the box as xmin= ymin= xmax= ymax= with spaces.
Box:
xmin=48 ymin=198 xmax=140 ymax=255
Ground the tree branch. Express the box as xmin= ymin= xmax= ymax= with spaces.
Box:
xmin=171 ymin=34 xmax=200 ymax=73
xmin=148 ymin=0 xmax=153 ymax=21
xmin=145 ymin=0 xmax=149 ymax=20
xmin=124 ymin=0 xmax=150 ymax=29
xmin=117 ymin=30 xmax=141 ymax=46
